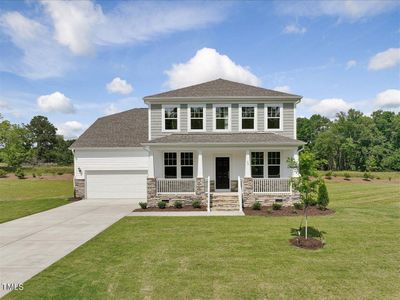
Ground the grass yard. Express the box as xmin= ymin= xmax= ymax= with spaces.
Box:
xmin=0 ymin=179 xmax=72 ymax=223
xmin=5 ymin=180 xmax=399 ymax=299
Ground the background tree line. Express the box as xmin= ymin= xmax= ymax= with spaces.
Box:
xmin=0 ymin=114 xmax=74 ymax=169
xmin=297 ymin=109 xmax=400 ymax=171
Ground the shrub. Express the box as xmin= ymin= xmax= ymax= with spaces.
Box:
xmin=318 ymin=182 xmax=329 ymax=210
xmin=57 ymin=172 xmax=64 ymax=176
xmin=139 ymin=202 xmax=147 ymax=209
xmin=252 ymin=201 xmax=262 ymax=210
xmin=293 ymin=202 xmax=304 ymax=210
xmin=344 ymin=172 xmax=351 ymax=180
xmin=389 ymin=177 xmax=392 ymax=181
xmin=15 ymin=168 xmax=25 ymax=179
xmin=174 ymin=201 xmax=183 ymax=209
xmin=325 ymin=171 xmax=332 ymax=179
xmin=363 ymin=172 xmax=371 ymax=181
xmin=333 ymin=172 xmax=337 ymax=177
xmin=192 ymin=200 xmax=201 ymax=208
xmin=272 ymin=203 xmax=282 ymax=210
xmin=157 ymin=201 xmax=166 ymax=209
xmin=308 ymin=199 xmax=318 ymax=206
xmin=0 ymin=169 xmax=7 ymax=178
xmin=32 ymin=172 xmax=36 ymax=178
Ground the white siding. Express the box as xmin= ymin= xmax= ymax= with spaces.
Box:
xmin=74 ymin=149 xmax=149 ymax=180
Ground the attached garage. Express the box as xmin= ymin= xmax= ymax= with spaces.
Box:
xmin=86 ymin=170 xmax=147 ymax=200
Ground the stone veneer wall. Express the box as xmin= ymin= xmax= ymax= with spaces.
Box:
xmin=147 ymin=177 xmax=206 ymax=207
xmin=74 ymin=179 xmax=85 ymax=199
xmin=242 ymin=177 xmax=300 ymax=207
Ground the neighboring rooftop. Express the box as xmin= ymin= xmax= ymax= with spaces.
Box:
xmin=144 ymin=132 xmax=304 ymax=146
xmin=144 ymin=78 xmax=301 ymax=99
xmin=70 ymin=108 xmax=148 ymax=148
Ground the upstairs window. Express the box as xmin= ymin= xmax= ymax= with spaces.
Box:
xmin=189 ymin=106 xmax=205 ymax=131
xmin=251 ymin=152 xmax=264 ymax=178
xmin=266 ymin=105 xmax=282 ymax=130
xmin=214 ymin=105 xmax=230 ymax=131
xmin=181 ymin=152 xmax=193 ymax=178
xmin=240 ymin=105 xmax=256 ymax=130
xmin=268 ymin=152 xmax=280 ymax=178
xmin=163 ymin=106 xmax=179 ymax=131
xmin=164 ymin=152 xmax=177 ymax=178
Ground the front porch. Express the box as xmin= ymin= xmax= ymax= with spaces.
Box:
xmin=146 ymin=147 xmax=300 ymax=211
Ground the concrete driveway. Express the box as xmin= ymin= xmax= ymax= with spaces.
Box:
xmin=0 ymin=199 xmax=138 ymax=297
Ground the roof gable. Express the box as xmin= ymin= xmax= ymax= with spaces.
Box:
xmin=144 ymin=79 xmax=301 ymax=99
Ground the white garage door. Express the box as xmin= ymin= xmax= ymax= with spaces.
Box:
xmin=86 ymin=170 xmax=147 ymax=199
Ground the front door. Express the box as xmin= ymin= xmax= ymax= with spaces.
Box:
xmin=215 ymin=157 xmax=230 ymax=190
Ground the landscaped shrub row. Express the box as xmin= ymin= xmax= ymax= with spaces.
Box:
xmin=138 ymin=200 xmax=203 ymax=209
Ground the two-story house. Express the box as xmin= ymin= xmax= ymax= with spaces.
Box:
xmin=71 ymin=79 xmax=304 ymax=210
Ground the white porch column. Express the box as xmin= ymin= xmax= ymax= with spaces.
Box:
xmin=292 ymin=149 xmax=300 ymax=177
xmin=197 ymin=150 xmax=203 ymax=178
xmin=148 ymin=150 xmax=154 ymax=178
xmin=245 ymin=150 xmax=251 ymax=177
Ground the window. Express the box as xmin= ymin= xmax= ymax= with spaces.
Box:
xmin=214 ymin=105 xmax=230 ymax=131
xmin=240 ymin=105 xmax=256 ymax=130
xmin=163 ymin=106 xmax=179 ymax=131
xmin=251 ymin=152 xmax=264 ymax=178
xmin=181 ymin=152 xmax=193 ymax=178
xmin=189 ymin=106 xmax=205 ymax=131
xmin=268 ymin=152 xmax=280 ymax=178
xmin=164 ymin=152 xmax=177 ymax=178
xmin=266 ymin=105 xmax=282 ymax=130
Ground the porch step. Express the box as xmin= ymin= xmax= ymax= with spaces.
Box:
xmin=211 ymin=193 xmax=240 ymax=211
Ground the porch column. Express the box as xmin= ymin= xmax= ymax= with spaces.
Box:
xmin=197 ymin=150 xmax=203 ymax=178
xmin=245 ymin=150 xmax=251 ymax=177
xmin=148 ymin=150 xmax=154 ymax=178
xmin=292 ymin=149 xmax=300 ymax=177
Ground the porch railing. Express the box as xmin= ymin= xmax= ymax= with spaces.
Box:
xmin=253 ymin=178 xmax=292 ymax=194
xmin=156 ymin=178 xmax=196 ymax=194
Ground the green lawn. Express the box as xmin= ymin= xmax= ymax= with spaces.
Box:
xmin=0 ymin=179 xmax=72 ymax=223
xmin=6 ymin=181 xmax=399 ymax=299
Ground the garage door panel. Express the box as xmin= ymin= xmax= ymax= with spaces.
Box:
xmin=86 ymin=171 xmax=147 ymax=199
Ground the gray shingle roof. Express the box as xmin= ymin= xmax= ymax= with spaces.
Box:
xmin=144 ymin=79 xmax=301 ymax=99
xmin=144 ymin=132 xmax=304 ymax=146
xmin=70 ymin=108 xmax=148 ymax=148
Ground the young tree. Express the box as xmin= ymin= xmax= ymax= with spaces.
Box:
xmin=288 ymin=151 xmax=322 ymax=239
xmin=317 ymin=182 xmax=329 ymax=210
xmin=0 ymin=124 xmax=32 ymax=169
xmin=27 ymin=116 xmax=57 ymax=163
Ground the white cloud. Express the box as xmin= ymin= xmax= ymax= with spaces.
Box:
xmin=368 ymin=48 xmax=400 ymax=71
xmin=106 ymin=77 xmax=133 ymax=95
xmin=40 ymin=1 xmax=227 ymax=56
xmin=276 ymin=1 xmax=399 ymax=21
xmin=0 ymin=11 xmax=73 ymax=79
xmin=273 ymin=85 xmax=291 ymax=93
xmin=283 ymin=24 xmax=306 ymax=34
xmin=303 ymin=98 xmax=352 ymax=118
xmin=375 ymin=89 xmax=400 ymax=109
xmin=165 ymin=48 xmax=261 ymax=89
xmin=104 ymin=103 xmax=120 ymax=115
xmin=57 ymin=121 xmax=85 ymax=139
xmin=0 ymin=100 xmax=9 ymax=110
xmin=37 ymin=92 xmax=75 ymax=113
xmin=346 ymin=60 xmax=357 ymax=69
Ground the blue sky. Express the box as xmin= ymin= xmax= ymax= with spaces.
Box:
xmin=0 ymin=0 xmax=399 ymax=138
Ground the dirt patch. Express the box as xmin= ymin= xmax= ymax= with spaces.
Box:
xmin=0 ymin=174 xmax=73 ymax=181
xmin=289 ymin=236 xmax=324 ymax=250
xmin=134 ymin=205 xmax=207 ymax=212
xmin=244 ymin=205 xmax=335 ymax=217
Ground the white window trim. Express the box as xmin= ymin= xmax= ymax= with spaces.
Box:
xmin=187 ymin=104 xmax=206 ymax=132
xmin=265 ymin=103 xmax=283 ymax=131
xmin=267 ymin=151 xmax=281 ymax=178
xmin=250 ymin=151 xmax=264 ymax=178
xmin=239 ymin=104 xmax=257 ymax=132
xmin=213 ymin=104 xmax=231 ymax=132
xmin=162 ymin=151 xmax=194 ymax=179
xmin=162 ymin=105 xmax=180 ymax=132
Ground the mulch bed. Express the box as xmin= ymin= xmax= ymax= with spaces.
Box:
xmin=289 ymin=236 xmax=324 ymax=250
xmin=133 ymin=205 xmax=207 ymax=212
xmin=244 ymin=205 xmax=335 ymax=217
